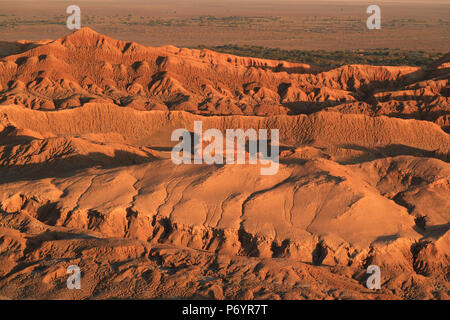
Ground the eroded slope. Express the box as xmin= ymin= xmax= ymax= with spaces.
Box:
xmin=0 ymin=29 xmax=448 ymax=300
xmin=0 ymin=28 xmax=448 ymax=132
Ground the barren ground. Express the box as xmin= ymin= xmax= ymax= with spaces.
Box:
xmin=0 ymin=2 xmax=448 ymax=300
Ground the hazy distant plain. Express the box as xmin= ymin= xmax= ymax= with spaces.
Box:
xmin=1 ymin=0 xmax=449 ymax=51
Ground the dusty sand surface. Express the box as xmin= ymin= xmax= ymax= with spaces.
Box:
xmin=0 ymin=28 xmax=448 ymax=300
xmin=1 ymin=0 xmax=449 ymax=51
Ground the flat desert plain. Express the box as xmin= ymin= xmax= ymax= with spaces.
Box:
xmin=0 ymin=0 xmax=449 ymax=51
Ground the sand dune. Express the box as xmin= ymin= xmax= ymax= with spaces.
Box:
xmin=0 ymin=29 xmax=448 ymax=300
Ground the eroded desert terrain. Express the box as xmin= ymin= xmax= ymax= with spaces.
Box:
xmin=0 ymin=28 xmax=448 ymax=300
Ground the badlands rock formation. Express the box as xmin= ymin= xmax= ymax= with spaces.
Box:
xmin=0 ymin=28 xmax=448 ymax=300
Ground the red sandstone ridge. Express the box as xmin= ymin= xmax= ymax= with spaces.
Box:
xmin=0 ymin=29 xmax=448 ymax=300
xmin=0 ymin=28 xmax=448 ymax=131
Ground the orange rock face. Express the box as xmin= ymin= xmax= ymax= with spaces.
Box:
xmin=0 ymin=29 xmax=448 ymax=300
